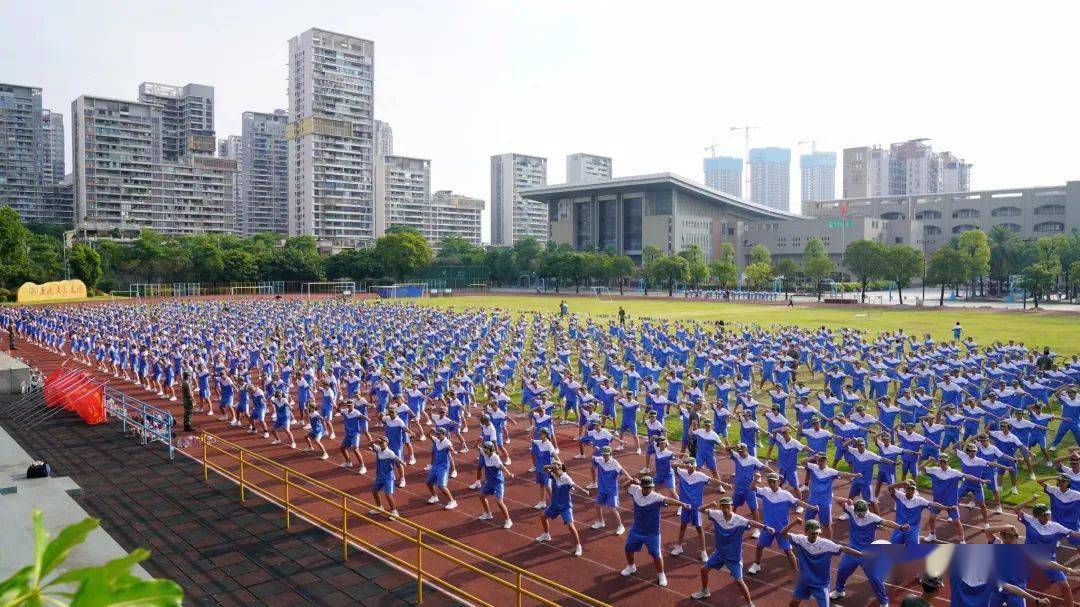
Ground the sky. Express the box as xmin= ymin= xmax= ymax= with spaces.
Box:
xmin=3 ymin=0 xmax=1078 ymax=242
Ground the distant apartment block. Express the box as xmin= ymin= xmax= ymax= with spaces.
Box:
xmin=375 ymin=119 xmax=393 ymax=156
xmin=748 ymin=147 xmax=790 ymax=211
xmin=841 ymin=145 xmax=889 ymax=200
xmin=287 ymin=28 xmax=376 ymax=248
xmin=490 ymin=153 xmax=547 ymax=246
xmin=566 ymin=153 xmax=612 ymax=183
xmin=799 ymin=151 xmax=836 ymax=203
xmin=41 ymin=109 xmax=64 ymax=185
xmin=240 ymin=110 xmax=288 ymax=235
xmin=0 ymin=84 xmax=44 ymax=220
xmin=375 ymin=154 xmax=430 ymax=237
xmin=429 ymin=190 xmax=484 ymax=245
xmin=138 ymin=82 xmax=216 ymax=160
xmin=703 ymin=156 xmax=742 ymax=197
xmin=841 ymin=139 xmax=972 ymax=208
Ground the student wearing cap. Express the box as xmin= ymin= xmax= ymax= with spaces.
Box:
xmin=670 ymin=458 xmax=725 ymax=562
xmin=842 ymin=437 xmax=894 ymax=514
xmin=896 ymin=423 xmax=931 ymax=481
xmin=829 ymin=498 xmax=909 ymax=603
xmin=746 ymin=472 xmax=817 ymax=575
xmin=1050 ymin=385 xmax=1080 ymax=449
xmin=885 ymin=479 xmax=950 ymax=546
xmin=536 ymin=461 xmax=589 ymax=557
xmin=989 ymin=421 xmax=1034 ymax=494
xmin=477 ymin=440 xmax=516 ymax=529
xmin=920 ymin=453 xmax=986 ymax=542
xmin=982 ymin=524 xmax=1071 ymax=607
xmin=1039 ymin=473 xmax=1080 ymax=544
xmin=725 ymin=442 xmax=770 ymax=536
xmin=899 ymin=574 xmax=943 ymax=607
xmin=369 ymin=436 xmax=405 ymax=519
xmin=870 ymin=430 xmax=914 ymax=501
xmin=642 ymin=410 xmax=666 ymax=473
xmin=691 ymin=495 xmax=771 ymax=601
xmin=770 ymin=426 xmax=808 ymax=501
xmin=530 ymin=427 xmax=558 ymax=509
xmin=691 ymin=419 xmax=724 ymax=480
xmin=650 ymin=437 xmax=680 ymax=501
xmin=780 ymin=517 xmax=862 ymax=607
xmin=619 ymin=475 xmax=690 ymax=587
xmin=955 ymin=442 xmax=1010 ymax=525
xmin=1052 ymin=448 xmax=1080 ymax=490
xmin=424 ymin=426 xmax=458 ymax=510
xmin=802 ymin=452 xmax=860 ymax=538
xmin=591 ymin=446 xmax=632 ymax=535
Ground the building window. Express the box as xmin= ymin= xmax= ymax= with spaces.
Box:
xmin=915 ymin=210 xmax=941 ymax=220
xmin=881 ymin=212 xmax=904 ymax=220
xmin=924 ymin=225 xmax=942 ymax=236
xmin=1034 ymin=204 xmax=1065 ymax=216
xmin=952 ymin=224 xmax=979 ymax=234
xmin=952 ymin=208 xmax=980 ymax=219
xmin=995 ymin=223 xmax=1021 ymax=232
xmin=991 ymin=206 xmax=1022 ymax=217
xmin=1034 ymin=221 xmax=1065 ymax=233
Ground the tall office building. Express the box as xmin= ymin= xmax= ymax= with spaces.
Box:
xmin=799 ymin=151 xmax=836 ymax=203
xmin=566 ymin=153 xmax=612 ymax=183
xmin=0 ymin=84 xmax=44 ymax=220
xmin=490 ymin=153 xmax=547 ymax=246
xmin=940 ymin=151 xmax=972 ymax=193
xmin=429 ymin=191 xmax=484 ymax=246
xmin=374 ymin=154 xmax=430 ymax=237
xmin=703 ymin=156 xmax=742 ymax=197
xmin=138 ymin=82 xmax=216 ymax=160
xmin=374 ymin=120 xmax=393 ymax=156
xmin=748 ymin=147 xmax=790 ymax=211
xmin=286 ymin=28 xmax=376 ymax=248
xmin=41 ymin=109 xmax=64 ymax=185
xmin=72 ymin=95 xmax=236 ymax=239
xmin=841 ymin=145 xmax=889 ymax=200
xmin=240 ymin=110 xmax=288 ymax=235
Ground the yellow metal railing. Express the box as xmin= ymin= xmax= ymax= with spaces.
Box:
xmin=199 ymin=431 xmax=611 ymax=607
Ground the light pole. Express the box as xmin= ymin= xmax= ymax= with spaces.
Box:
xmin=917 ymin=238 xmax=935 ymax=300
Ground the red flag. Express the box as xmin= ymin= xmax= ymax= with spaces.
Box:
xmin=840 ymin=202 xmax=848 ymax=219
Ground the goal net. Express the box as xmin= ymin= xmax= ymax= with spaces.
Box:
xmin=372 ymin=283 xmax=427 ymax=299
xmin=229 ymin=285 xmax=273 ymax=296
xmin=302 ymin=281 xmax=357 ymax=299
xmin=591 ymin=286 xmax=613 ymax=302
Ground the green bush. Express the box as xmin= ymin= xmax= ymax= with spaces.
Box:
xmin=97 ymin=278 xmax=116 ymax=294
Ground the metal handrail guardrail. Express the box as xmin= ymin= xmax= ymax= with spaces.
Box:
xmin=103 ymin=387 xmax=174 ymax=459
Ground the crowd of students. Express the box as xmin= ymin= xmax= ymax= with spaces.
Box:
xmin=5 ymin=299 xmax=1080 ymax=606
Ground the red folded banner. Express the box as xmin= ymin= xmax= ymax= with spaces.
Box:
xmin=43 ymin=368 xmax=106 ymax=425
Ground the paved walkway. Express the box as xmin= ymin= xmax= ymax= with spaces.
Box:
xmin=0 ymin=396 xmax=462 ymax=607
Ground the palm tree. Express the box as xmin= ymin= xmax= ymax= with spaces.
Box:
xmin=988 ymin=225 xmax=1019 ymax=291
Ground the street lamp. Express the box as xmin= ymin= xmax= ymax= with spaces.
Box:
xmin=917 ymin=238 xmax=936 ymax=300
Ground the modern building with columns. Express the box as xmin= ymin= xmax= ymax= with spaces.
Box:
xmin=522 ymin=173 xmax=796 ymax=265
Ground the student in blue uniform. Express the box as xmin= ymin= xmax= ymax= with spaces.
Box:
xmin=477 ymin=441 xmax=515 ymax=529
xmin=535 ymin=461 xmax=588 ymax=557
xmin=303 ymin=403 xmax=330 ymax=460
xmin=690 ymin=496 xmax=770 ymax=601
xmin=269 ymin=391 xmax=296 ymax=449
xmin=337 ymin=399 xmax=368 ymax=474
xmin=369 ymin=436 xmax=404 ymax=518
xmin=1010 ymin=498 xmax=1080 ymax=607
xmin=802 ymin=452 xmax=860 ymax=538
xmin=921 ymin=453 xmax=987 ymax=542
xmin=781 ymin=518 xmax=862 ymax=607
xmin=726 ymin=442 xmax=769 ymax=534
xmin=828 ymin=499 xmax=908 ymax=603
xmin=885 ymin=479 xmax=950 ymax=546
xmin=747 ymin=472 xmax=816 ymax=575
xmin=619 ymin=475 xmax=690 ymax=588
xmin=424 ymin=427 xmax=458 ymax=510
xmin=591 ymin=446 xmax=632 ymax=535
xmin=669 ymin=458 xmax=721 ymax=563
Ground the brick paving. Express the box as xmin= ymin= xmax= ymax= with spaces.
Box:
xmin=0 ymin=400 xmax=463 ymax=607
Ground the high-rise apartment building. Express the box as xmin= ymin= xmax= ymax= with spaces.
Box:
xmin=429 ymin=190 xmax=484 ymax=246
xmin=841 ymin=145 xmax=890 ymax=200
xmin=72 ymin=95 xmax=236 ymax=239
xmin=940 ymin=151 xmax=972 ymax=193
xmin=218 ymin=135 xmax=242 ymax=161
xmin=218 ymin=135 xmax=243 ymax=232
xmin=566 ymin=153 xmax=612 ymax=183
xmin=799 ymin=151 xmax=836 ymax=203
xmin=138 ymin=82 xmax=216 ymax=160
xmin=0 ymin=84 xmax=44 ymax=220
xmin=240 ymin=110 xmax=288 ymax=235
xmin=703 ymin=156 xmax=742 ymax=197
xmin=374 ymin=120 xmax=393 ymax=156
xmin=888 ymin=139 xmax=941 ymax=196
xmin=490 ymin=153 xmax=547 ymax=246
xmin=287 ymin=28 xmax=376 ymax=248
xmin=41 ymin=109 xmax=64 ymax=186
xmin=374 ymin=154 xmax=430 ymax=237
xmin=748 ymin=147 xmax=790 ymax=211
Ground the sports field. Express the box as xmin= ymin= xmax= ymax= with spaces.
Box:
xmin=415 ymin=295 xmax=1079 ymax=356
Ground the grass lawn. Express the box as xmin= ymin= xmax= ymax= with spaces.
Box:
xmin=405 ymin=294 xmax=1080 ymax=507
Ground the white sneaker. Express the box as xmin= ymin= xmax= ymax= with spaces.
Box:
xmin=635 ymin=448 xmax=642 ymax=455
xmin=690 ymin=589 xmax=711 ymax=599
xmin=965 ymin=500 xmax=977 ymax=509
xmin=468 ymin=481 xmax=481 ymax=490
xmin=747 ymin=563 xmax=762 ymax=575
xmin=444 ymin=500 xmax=457 ymax=510
xmin=427 ymin=495 xmax=440 ymax=504
xmin=368 ymin=509 xmax=380 ymax=515
xmin=640 ymin=467 xmax=650 ymax=474
xmin=528 ymin=467 xmax=536 ymax=472
xmin=389 ymin=510 xmax=399 ymax=519
xmin=534 ymin=501 xmax=547 ymax=509
xmin=620 ymin=565 xmax=637 ymax=576
xmin=1010 ymin=486 xmax=1019 ymax=495
xmin=358 ymin=466 xmax=367 ymax=475
xmin=398 ymin=479 xmax=406 ymax=487
xmin=994 ymin=505 xmax=1003 ymax=514
xmin=670 ymin=545 xmax=684 ymax=556
xmin=340 ymin=462 xmax=353 ymax=468
xmin=926 ymin=533 xmax=937 ymax=542
xmin=751 ymin=528 xmax=760 ymax=538
xmin=450 ymin=470 xmax=458 ymax=478
xmin=504 ymin=458 xmax=511 ymax=465
xmin=615 ymin=525 xmax=625 ymax=536
xmin=657 ymin=572 xmax=668 ymax=587
xmin=503 ymin=519 xmax=513 ymax=529
xmin=829 ymin=590 xmax=846 ymax=600
xmin=319 ymin=453 xmax=329 ymax=460
xmin=591 ymin=521 xmax=607 ymax=530
xmin=271 ymin=439 xmax=281 ymax=445
xmin=796 ymin=506 xmax=804 ymax=514
xmin=408 ymin=456 xmax=417 ymax=465
xmin=573 ymin=544 xmax=582 ymax=556
xmin=478 ymin=512 xmax=494 ymax=520
xmin=423 ymin=464 xmax=432 ymax=471
xmin=536 ymin=532 xmax=552 ymax=542
xmin=289 ymin=442 xmax=296 ymax=449
xmin=586 ymin=482 xmax=597 ymax=490
xmin=262 ymin=432 xmax=269 ymax=438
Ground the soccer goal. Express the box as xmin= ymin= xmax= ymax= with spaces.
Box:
xmin=229 ymin=285 xmax=273 ymax=296
xmin=302 ymin=281 xmax=357 ymax=299
xmin=371 ymin=283 xmax=427 ymax=299
xmin=591 ymin=286 xmax=614 ymax=302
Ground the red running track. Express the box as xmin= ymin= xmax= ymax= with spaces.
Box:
xmin=13 ymin=340 xmax=977 ymax=607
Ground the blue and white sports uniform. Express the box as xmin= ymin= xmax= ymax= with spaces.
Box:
xmin=340 ymin=408 xmax=364 ymax=448
xmin=271 ymin=397 xmax=291 ymax=430
xmin=653 ymin=448 xmax=675 ymax=490
xmin=426 ymin=437 xmax=453 ymax=487
xmin=756 ymin=487 xmax=798 ymax=550
xmin=382 ymin=415 xmax=409 ymax=457
xmin=805 ymin=465 xmax=840 ymax=523
xmin=480 ymin=453 xmax=506 ymax=498
xmin=1019 ymin=512 xmax=1072 ymax=583
xmin=593 ymin=456 xmax=623 ymax=507
xmin=372 ymin=447 xmax=402 ymax=494
xmin=1044 ymin=484 xmax=1080 ymax=545
xmin=543 ymin=472 xmax=576 ymax=524
xmin=704 ymin=510 xmax=751 ymax=579
xmin=789 ymin=534 xmax=844 ymax=606
xmin=692 ymin=428 xmax=722 ymax=471
xmin=307 ymin=411 xmax=326 ymax=439
xmin=845 ymin=448 xmax=884 ymax=501
xmin=832 ymin=504 xmax=888 ymax=604
xmin=532 ymin=439 xmax=557 ymax=486
xmin=729 ymin=453 xmax=764 ymax=512
xmin=676 ymin=468 xmax=711 ymax=526
xmin=925 ymin=466 xmax=963 ymax=521
xmin=624 ymin=484 xmax=669 ymax=558
xmin=957 ymin=453 xmax=991 ymax=504
xmin=773 ymin=436 xmax=806 ymax=488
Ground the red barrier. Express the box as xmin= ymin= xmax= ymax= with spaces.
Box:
xmin=43 ymin=369 xmax=106 ymax=425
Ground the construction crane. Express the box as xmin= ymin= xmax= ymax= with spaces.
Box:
xmin=730 ymin=126 xmax=757 ymax=196
xmin=798 ymin=140 xmax=822 ymax=154
xmin=704 ymin=140 xmax=721 ymax=158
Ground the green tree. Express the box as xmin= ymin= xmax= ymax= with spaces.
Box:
xmin=67 ymin=243 xmax=103 ymax=289
xmin=988 ymin=224 xmax=1020 ymax=285
xmin=511 ymin=236 xmax=543 ymax=277
xmin=0 ymin=206 xmax=32 ymax=287
xmin=1020 ymin=260 xmax=1059 ymax=308
xmin=842 ymin=239 xmax=888 ymax=302
xmin=709 ymin=242 xmax=737 ymax=287
xmin=221 ymin=249 xmax=260 ymax=283
xmin=187 ymin=236 xmax=225 ymax=282
xmin=648 ymin=254 xmax=689 ymax=296
xmin=325 ymin=248 xmax=384 ymax=284
xmin=640 ymin=245 xmax=664 ymax=294
xmin=773 ymin=258 xmax=800 ymax=295
xmin=748 ymin=244 xmax=771 ymax=266
xmin=1068 ymin=260 xmax=1080 ymax=302
xmin=131 ymin=229 xmax=166 ymax=281
xmin=744 ymin=262 xmax=773 ymax=289
xmin=927 ymin=246 xmax=969 ymax=306
xmin=802 ymin=237 xmax=835 ymax=301
xmin=957 ymin=229 xmax=991 ymax=297
xmin=260 ymin=236 xmax=326 ymax=282
xmin=609 ymin=254 xmax=635 ymax=295
xmin=884 ymin=245 xmax=923 ymax=305
xmin=384 ymin=225 xmax=422 ymax=236
xmin=27 ymin=232 xmax=65 ymax=284
xmin=374 ymin=231 xmax=434 ymax=281
xmin=435 ymin=236 xmax=485 ymax=266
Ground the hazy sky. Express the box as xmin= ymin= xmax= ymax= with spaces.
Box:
xmin=3 ymin=1 xmax=1077 ymax=241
